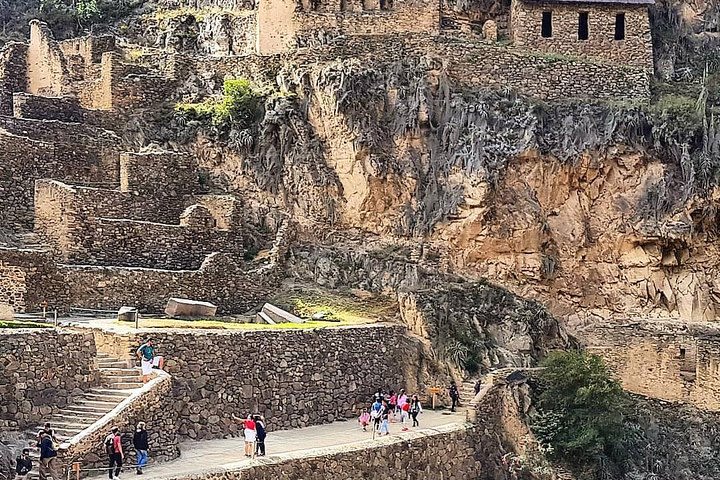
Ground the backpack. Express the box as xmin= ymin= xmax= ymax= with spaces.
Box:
xmin=105 ymin=435 xmax=115 ymax=455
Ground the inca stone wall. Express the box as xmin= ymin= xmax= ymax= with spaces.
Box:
xmin=0 ymin=330 xmax=100 ymax=430
xmin=93 ymin=325 xmax=425 ymax=440
xmin=511 ymin=0 xmax=653 ymax=69
xmin=199 ymin=424 xmax=482 ymax=480
xmin=257 ymin=0 xmax=439 ymax=54
xmin=59 ymin=372 xmax=180 ymax=471
xmin=0 ymin=115 xmax=121 ymax=231
xmin=61 ymin=254 xmax=281 ymax=313
xmin=66 ymin=217 xmax=244 ymax=269
xmin=13 ymin=93 xmax=84 ymax=123
xmin=0 ymin=42 xmax=29 ymax=116
xmin=583 ymin=320 xmax=720 ymax=410
xmin=26 ymin=20 xmax=69 ymax=95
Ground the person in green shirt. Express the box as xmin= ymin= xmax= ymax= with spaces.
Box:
xmin=136 ymin=340 xmax=164 ymax=383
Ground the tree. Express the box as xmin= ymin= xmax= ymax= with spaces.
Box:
xmin=532 ymin=351 xmax=630 ymax=473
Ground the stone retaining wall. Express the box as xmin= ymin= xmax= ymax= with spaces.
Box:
xmin=194 ymin=424 xmax=480 ymax=480
xmin=12 ymin=93 xmax=84 ymax=123
xmin=62 ymin=253 xmax=279 ymax=313
xmin=90 ymin=325 xmax=423 ymax=440
xmin=59 ymin=371 xmax=180 ymax=471
xmin=0 ymin=247 xmax=280 ymax=314
xmin=0 ymin=329 xmax=100 ymax=430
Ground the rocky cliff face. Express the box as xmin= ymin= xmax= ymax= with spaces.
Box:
xmin=158 ymin=53 xmax=720 ymax=328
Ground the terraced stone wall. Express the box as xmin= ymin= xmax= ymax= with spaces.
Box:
xmin=0 ymin=329 xmax=100 ymax=430
xmin=0 ymin=127 xmax=118 ymax=232
xmin=13 ymin=93 xmax=84 ymax=123
xmin=206 ymin=425 xmax=482 ymax=480
xmin=61 ymin=253 xmax=281 ymax=313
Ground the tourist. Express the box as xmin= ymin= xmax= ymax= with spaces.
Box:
xmin=370 ymin=396 xmax=384 ymax=431
xmin=388 ymin=390 xmax=397 ymax=420
xmin=15 ymin=448 xmax=32 ymax=480
xmin=358 ymin=409 xmax=371 ymax=431
xmin=38 ymin=432 xmax=60 ymax=480
xmin=400 ymin=399 xmax=410 ymax=425
xmin=396 ymin=389 xmax=408 ymax=417
xmin=133 ymin=422 xmax=149 ymax=475
xmin=410 ymin=395 xmax=422 ymax=427
xmin=254 ymin=415 xmax=267 ymax=457
xmin=378 ymin=401 xmax=390 ymax=436
xmin=474 ymin=379 xmax=482 ymax=396
xmin=105 ymin=426 xmax=124 ymax=480
xmin=43 ymin=423 xmax=57 ymax=443
xmin=372 ymin=388 xmax=383 ymax=403
xmin=449 ymin=380 xmax=459 ymax=412
xmin=136 ymin=340 xmax=164 ymax=383
xmin=233 ymin=414 xmax=256 ymax=458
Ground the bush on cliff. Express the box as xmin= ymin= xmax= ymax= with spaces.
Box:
xmin=175 ymin=78 xmax=264 ymax=132
xmin=532 ymin=351 xmax=631 ymax=476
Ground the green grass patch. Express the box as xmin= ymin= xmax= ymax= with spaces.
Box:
xmin=0 ymin=320 xmax=52 ymax=329
xmin=125 ymin=318 xmax=358 ymax=330
xmin=268 ymin=283 xmax=398 ymax=323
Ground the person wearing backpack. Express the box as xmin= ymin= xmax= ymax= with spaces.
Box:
xmin=133 ymin=422 xmax=149 ymax=475
xmin=38 ymin=431 xmax=59 ymax=480
xmin=105 ymin=427 xmax=124 ymax=480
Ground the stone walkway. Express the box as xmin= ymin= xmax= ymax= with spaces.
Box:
xmin=136 ymin=409 xmax=468 ymax=479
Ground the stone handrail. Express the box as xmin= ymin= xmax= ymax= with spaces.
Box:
xmin=58 ymin=369 xmax=178 ymax=471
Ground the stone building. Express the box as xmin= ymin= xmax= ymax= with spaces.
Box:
xmin=510 ymin=0 xmax=654 ymax=68
xmin=256 ymin=0 xmax=439 ymax=54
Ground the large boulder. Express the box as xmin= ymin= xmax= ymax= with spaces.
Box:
xmin=165 ymin=298 xmax=217 ymax=318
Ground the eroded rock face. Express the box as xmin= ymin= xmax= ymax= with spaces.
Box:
xmin=399 ymin=281 xmax=573 ymax=373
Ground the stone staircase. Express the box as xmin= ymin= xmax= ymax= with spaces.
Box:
xmin=460 ymin=379 xmax=480 ymax=406
xmin=20 ymin=353 xmax=142 ymax=478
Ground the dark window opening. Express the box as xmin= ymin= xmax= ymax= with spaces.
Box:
xmin=614 ymin=12 xmax=625 ymax=40
xmin=380 ymin=0 xmax=393 ymax=10
xmin=578 ymin=12 xmax=589 ymax=40
xmin=541 ymin=11 xmax=552 ymax=38
xmin=679 ymin=348 xmax=686 ymax=359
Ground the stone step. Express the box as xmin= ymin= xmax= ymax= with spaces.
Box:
xmin=48 ymin=410 xmax=105 ymax=421
xmin=103 ymin=375 xmax=141 ymax=383
xmin=87 ymin=387 xmax=135 ymax=396
xmin=64 ymin=404 xmax=117 ymax=414
xmin=98 ymin=360 xmax=132 ymax=369
xmin=74 ymin=399 xmax=124 ymax=409
xmin=105 ymin=382 xmax=142 ymax=390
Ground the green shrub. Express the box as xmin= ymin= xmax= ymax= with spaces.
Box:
xmin=532 ymin=351 xmax=630 ymax=473
xmin=175 ymin=78 xmax=264 ymax=130
xmin=648 ymin=93 xmax=703 ymax=136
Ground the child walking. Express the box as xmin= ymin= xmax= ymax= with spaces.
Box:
xmin=359 ymin=410 xmax=371 ymax=431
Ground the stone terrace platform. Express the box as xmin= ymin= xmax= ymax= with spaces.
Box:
xmin=136 ymin=410 xmax=468 ymax=480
